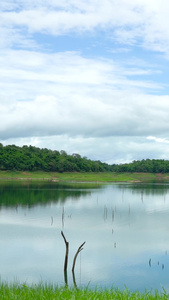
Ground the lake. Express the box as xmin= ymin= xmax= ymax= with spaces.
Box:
xmin=0 ymin=181 xmax=169 ymax=292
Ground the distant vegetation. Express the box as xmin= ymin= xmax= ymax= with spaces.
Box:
xmin=112 ymin=158 xmax=169 ymax=173
xmin=0 ymin=143 xmax=169 ymax=173
xmin=0 ymin=143 xmax=112 ymax=172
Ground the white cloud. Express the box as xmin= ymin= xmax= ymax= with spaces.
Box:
xmin=0 ymin=49 xmax=169 ymax=162
xmin=1 ymin=1 xmax=169 ymax=163
xmin=147 ymin=136 xmax=169 ymax=144
xmin=1 ymin=0 xmax=169 ymax=56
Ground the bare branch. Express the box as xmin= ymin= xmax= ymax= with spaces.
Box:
xmin=61 ymin=231 xmax=68 ymax=245
xmin=61 ymin=231 xmax=69 ymax=274
xmin=72 ymin=241 xmax=86 ymax=272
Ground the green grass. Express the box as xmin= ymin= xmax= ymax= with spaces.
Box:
xmin=0 ymin=283 xmax=168 ymax=300
xmin=0 ymin=170 xmax=168 ymax=183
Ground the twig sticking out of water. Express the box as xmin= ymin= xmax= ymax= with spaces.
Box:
xmin=72 ymin=269 xmax=78 ymax=289
xmin=149 ymin=259 xmax=151 ymax=267
xmin=104 ymin=205 xmax=107 ymax=220
xmin=72 ymin=241 xmax=86 ymax=272
xmin=61 ymin=231 xmax=69 ymax=274
xmin=112 ymin=208 xmax=114 ymax=222
xmin=62 ymin=207 xmax=65 ymax=228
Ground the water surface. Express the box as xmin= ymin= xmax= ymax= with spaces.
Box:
xmin=0 ymin=181 xmax=169 ymax=292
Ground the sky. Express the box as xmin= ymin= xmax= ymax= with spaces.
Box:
xmin=1 ymin=0 xmax=169 ymax=164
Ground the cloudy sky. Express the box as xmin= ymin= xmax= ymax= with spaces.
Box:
xmin=1 ymin=0 xmax=169 ymax=164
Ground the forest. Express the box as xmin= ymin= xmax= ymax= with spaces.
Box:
xmin=0 ymin=143 xmax=111 ymax=172
xmin=0 ymin=143 xmax=169 ymax=173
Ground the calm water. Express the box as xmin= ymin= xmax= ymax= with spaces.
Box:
xmin=1 ymin=181 xmax=169 ymax=292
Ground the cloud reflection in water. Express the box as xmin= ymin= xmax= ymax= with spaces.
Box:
xmin=0 ymin=183 xmax=169 ymax=292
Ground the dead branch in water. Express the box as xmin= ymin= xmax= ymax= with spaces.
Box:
xmin=61 ymin=231 xmax=69 ymax=274
xmin=72 ymin=241 xmax=86 ymax=272
xmin=72 ymin=269 xmax=78 ymax=289
xmin=62 ymin=207 xmax=64 ymax=228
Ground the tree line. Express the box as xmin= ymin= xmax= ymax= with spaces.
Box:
xmin=0 ymin=143 xmax=169 ymax=173
xmin=0 ymin=143 xmax=112 ymax=172
xmin=112 ymin=158 xmax=169 ymax=173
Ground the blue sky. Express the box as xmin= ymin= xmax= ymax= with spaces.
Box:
xmin=1 ymin=0 xmax=169 ymax=164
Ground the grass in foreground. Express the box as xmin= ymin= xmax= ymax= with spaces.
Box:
xmin=0 ymin=284 xmax=168 ymax=300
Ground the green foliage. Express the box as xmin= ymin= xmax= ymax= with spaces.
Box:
xmin=0 ymin=144 xmax=112 ymax=173
xmin=0 ymin=283 xmax=168 ymax=300
xmin=111 ymin=159 xmax=169 ymax=173
xmin=1 ymin=144 xmax=169 ymax=173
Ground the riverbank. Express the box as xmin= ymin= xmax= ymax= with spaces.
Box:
xmin=0 ymin=171 xmax=169 ymax=182
xmin=0 ymin=284 xmax=167 ymax=300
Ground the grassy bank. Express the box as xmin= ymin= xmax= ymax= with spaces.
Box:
xmin=0 ymin=170 xmax=168 ymax=183
xmin=0 ymin=284 xmax=168 ymax=300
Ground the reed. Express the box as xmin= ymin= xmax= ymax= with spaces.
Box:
xmin=0 ymin=283 xmax=168 ymax=300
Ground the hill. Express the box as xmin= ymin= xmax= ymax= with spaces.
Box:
xmin=0 ymin=143 xmax=169 ymax=173
xmin=0 ymin=143 xmax=112 ymax=172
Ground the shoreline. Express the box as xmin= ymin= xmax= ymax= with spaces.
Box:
xmin=0 ymin=171 xmax=168 ymax=183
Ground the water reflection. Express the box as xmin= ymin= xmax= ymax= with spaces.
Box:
xmin=0 ymin=182 xmax=169 ymax=292
xmin=117 ymin=182 xmax=169 ymax=195
xmin=0 ymin=181 xmax=102 ymax=207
